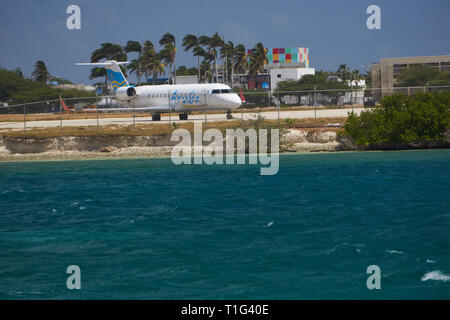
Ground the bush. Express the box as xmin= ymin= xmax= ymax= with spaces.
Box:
xmin=343 ymin=92 xmax=450 ymax=148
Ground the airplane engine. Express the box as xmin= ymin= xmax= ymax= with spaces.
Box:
xmin=115 ymin=86 xmax=136 ymax=101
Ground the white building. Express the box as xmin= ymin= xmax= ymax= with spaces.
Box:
xmin=269 ymin=65 xmax=315 ymax=92
xmin=175 ymin=75 xmax=198 ymax=84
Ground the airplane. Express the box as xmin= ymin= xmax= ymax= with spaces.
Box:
xmin=76 ymin=60 xmax=242 ymax=121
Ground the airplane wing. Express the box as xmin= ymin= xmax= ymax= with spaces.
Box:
xmin=84 ymin=106 xmax=171 ymax=112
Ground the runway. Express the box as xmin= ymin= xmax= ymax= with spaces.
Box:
xmin=0 ymin=108 xmax=364 ymax=130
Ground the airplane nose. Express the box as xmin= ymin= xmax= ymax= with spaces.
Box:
xmin=230 ymin=94 xmax=242 ymax=109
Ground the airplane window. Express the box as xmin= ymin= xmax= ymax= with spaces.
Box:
xmin=220 ymin=89 xmax=231 ymax=94
xmin=212 ymin=89 xmax=221 ymax=94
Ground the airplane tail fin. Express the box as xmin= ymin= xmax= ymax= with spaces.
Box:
xmin=76 ymin=60 xmax=130 ymax=92
xmin=239 ymin=89 xmax=246 ymax=104
xmin=59 ymin=96 xmax=71 ymax=112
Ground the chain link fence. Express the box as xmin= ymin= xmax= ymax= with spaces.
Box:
xmin=0 ymin=86 xmax=449 ymax=132
xmin=242 ymin=85 xmax=450 ymax=108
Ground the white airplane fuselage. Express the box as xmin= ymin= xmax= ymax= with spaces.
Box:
xmin=118 ymin=83 xmax=242 ymax=113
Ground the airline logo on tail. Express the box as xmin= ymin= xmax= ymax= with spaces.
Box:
xmin=76 ymin=60 xmax=130 ymax=92
xmin=107 ymin=69 xmax=128 ymax=90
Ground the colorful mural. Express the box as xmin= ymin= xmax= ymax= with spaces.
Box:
xmin=248 ymin=47 xmax=310 ymax=68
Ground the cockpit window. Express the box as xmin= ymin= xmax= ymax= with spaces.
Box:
xmin=212 ymin=89 xmax=221 ymax=94
xmin=220 ymin=89 xmax=232 ymax=94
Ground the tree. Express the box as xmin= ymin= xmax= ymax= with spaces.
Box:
xmin=124 ymin=41 xmax=143 ymax=84
xmin=220 ymin=41 xmax=234 ymax=86
xmin=159 ymin=33 xmax=177 ymax=84
xmin=193 ymin=46 xmax=207 ymax=83
xmin=140 ymin=41 xmax=155 ymax=82
xmin=90 ymin=43 xmax=127 ymax=90
xmin=234 ymin=44 xmax=249 ymax=76
xmin=397 ymin=65 xmax=440 ymax=87
xmin=182 ymin=34 xmax=202 ymax=83
xmin=249 ymin=42 xmax=267 ymax=77
xmin=31 ymin=60 xmax=50 ymax=83
xmin=337 ymin=64 xmax=350 ymax=81
xmin=91 ymin=42 xmax=127 ymax=63
xmin=343 ymin=92 xmax=450 ymax=148
xmin=147 ymin=52 xmax=166 ymax=84
xmin=14 ymin=68 xmax=23 ymax=78
xmin=126 ymin=59 xmax=141 ymax=82
xmin=199 ymin=33 xmax=224 ymax=83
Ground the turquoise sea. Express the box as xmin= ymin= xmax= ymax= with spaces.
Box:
xmin=0 ymin=150 xmax=449 ymax=299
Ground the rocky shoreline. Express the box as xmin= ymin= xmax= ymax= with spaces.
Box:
xmin=0 ymin=129 xmax=356 ymax=161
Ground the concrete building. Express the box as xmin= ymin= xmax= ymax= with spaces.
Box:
xmin=371 ymin=55 xmax=450 ymax=99
xmin=175 ymin=75 xmax=198 ymax=84
xmin=269 ymin=64 xmax=315 ymax=92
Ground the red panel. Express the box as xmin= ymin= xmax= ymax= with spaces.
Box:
xmin=279 ymin=48 xmax=285 ymax=54
xmin=273 ymin=48 xmax=279 ymax=54
xmin=286 ymin=53 xmax=291 ymax=60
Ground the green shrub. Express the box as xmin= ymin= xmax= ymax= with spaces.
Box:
xmin=343 ymin=92 xmax=450 ymax=148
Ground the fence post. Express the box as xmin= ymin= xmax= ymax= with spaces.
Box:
xmin=314 ymin=85 xmax=317 ymax=121
xmin=96 ymin=104 xmax=99 ymax=131
xmin=168 ymin=90 xmax=171 ymax=127
xmin=23 ymin=104 xmax=26 ymax=133
xmin=59 ymin=96 xmax=63 ymax=131
xmin=204 ymin=90 xmax=207 ymax=127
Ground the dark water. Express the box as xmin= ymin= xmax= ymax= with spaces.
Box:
xmin=0 ymin=150 xmax=449 ymax=299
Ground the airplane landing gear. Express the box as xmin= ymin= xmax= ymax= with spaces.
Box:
xmin=226 ymin=109 xmax=233 ymax=120
xmin=179 ymin=113 xmax=188 ymax=120
xmin=152 ymin=113 xmax=161 ymax=121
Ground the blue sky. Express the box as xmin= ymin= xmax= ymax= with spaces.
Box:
xmin=1 ymin=0 xmax=449 ymax=84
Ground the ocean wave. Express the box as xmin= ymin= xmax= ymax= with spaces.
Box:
xmin=386 ymin=249 xmax=404 ymax=255
xmin=421 ymin=270 xmax=450 ymax=282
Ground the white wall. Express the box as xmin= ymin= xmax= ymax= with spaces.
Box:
xmin=175 ymin=75 xmax=198 ymax=84
xmin=270 ymin=68 xmax=315 ymax=92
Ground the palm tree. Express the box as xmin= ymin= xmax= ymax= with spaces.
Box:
xmin=31 ymin=60 xmax=50 ymax=83
xmin=147 ymin=52 xmax=166 ymax=84
xmin=91 ymin=42 xmax=127 ymax=63
xmin=159 ymin=33 xmax=176 ymax=84
xmin=193 ymin=46 xmax=207 ymax=83
xmin=90 ymin=43 xmax=127 ymax=90
xmin=182 ymin=34 xmax=202 ymax=83
xmin=352 ymin=69 xmax=361 ymax=81
xmin=234 ymin=44 xmax=249 ymax=75
xmin=124 ymin=41 xmax=143 ymax=84
xmin=89 ymin=67 xmax=107 ymax=91
xmin=126 ymin=59 xmax=141 ymax=82
xmin=220 ymin=41 xmax=234 ymax=86
xmin=140 ymin=41 xmax=155 ymax=82
xmin=199 ymin=33 xmax=224 ymax=83
xmin=337 ymin=64 xmax=350 ymax=81
xmin=159 ymin=43 xmax=177 ymax=84
xmin=249 ymin=42 xmax=267 ymax=77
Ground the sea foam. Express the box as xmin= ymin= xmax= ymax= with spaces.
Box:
xmin=421 ymin=270 xmax=450 ymax=282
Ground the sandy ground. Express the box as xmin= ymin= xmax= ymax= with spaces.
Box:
xmin=0 ymin=108 xmax=363 ymax=130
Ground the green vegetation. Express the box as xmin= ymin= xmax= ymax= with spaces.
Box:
xmin=397 ymin=65 xmax=450 ymax=87
xmin=274 ymin=71 xmax=351 ymax=103
xmin=0 ymin=68 xmax=94 ymax=105
xmin=343 ymin=92 xmax=450 ymax=148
